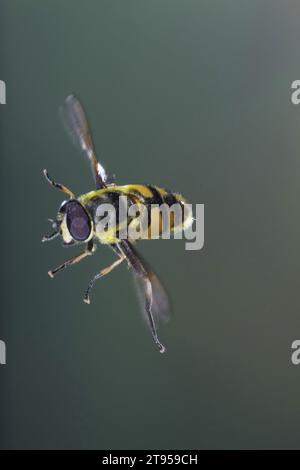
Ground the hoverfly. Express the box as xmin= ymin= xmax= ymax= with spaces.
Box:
xmin=43 ymin=95 xmax=192 ymax=353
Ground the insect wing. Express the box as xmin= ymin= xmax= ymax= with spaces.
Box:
xmin=116 ymin=240 xmax=171 ymax=329
xmin=61 ymin=95 xmax=107 ymax=188
xmin=133 ymin=268 xmax=171 ymax=330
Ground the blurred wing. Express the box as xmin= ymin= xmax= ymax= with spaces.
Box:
xmin=112 ymin=240 xmax=169 ymax=352
xmin=61 ymin=95 xmax=108 ymax=189
xmin=116 ymin=240 xmax=171 ymax=329
xmin=133 ymin=268 xmax=171 ymax=329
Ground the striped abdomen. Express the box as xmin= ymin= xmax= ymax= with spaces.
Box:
xmin=80 ymin=184 xmax=193 ymax=244
xmin=118 ymin=184 xmax=193 ymax=240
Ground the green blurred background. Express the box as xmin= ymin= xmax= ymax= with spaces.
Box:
xmin=1 ymin=0 xmax=300 ymax=450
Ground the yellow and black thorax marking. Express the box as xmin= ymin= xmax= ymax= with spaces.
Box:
xmin=79 ymin=184 xmax=193 ymax=244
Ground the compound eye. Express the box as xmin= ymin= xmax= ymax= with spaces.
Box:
xmin=66 ymin=201 xmax=91 ymax=241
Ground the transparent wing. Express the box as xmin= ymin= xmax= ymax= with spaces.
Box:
xmin=133 ymin=268 xmax=171 ymax=329
xmin=61 ymin=95 xmax=108 ymax=189
xmin=116 ymin=241 xmax=171 ymax=332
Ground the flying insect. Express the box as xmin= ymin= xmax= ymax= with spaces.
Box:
xmin=43 ymin=95 xmax=192 ymax=353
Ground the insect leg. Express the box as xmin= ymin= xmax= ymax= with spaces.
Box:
xmin=43 ymin=169 xmax=75 ymax=199
xmin=83 ymin=255 xmax=125 ymax=304
xmin=134 ymin=272 xmax=166 ymax=354
xmin=42 ymin=231 xmax=59 ymax=243
xmin=42 ymin=219 xmax=60 ymax=243
xmin=48 ymin=240 xmax=94 ymax=278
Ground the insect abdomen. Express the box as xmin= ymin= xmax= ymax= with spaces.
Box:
xmin=126 ymin=184 xmax=193 ymax=240
xmin=80 ymin=185 xmax=192 ymax=243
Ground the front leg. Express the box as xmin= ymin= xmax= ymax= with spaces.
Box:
xmin=43 ymin=169 xmax=75 ymax=199
xmin=48 ymin=240 xmax=95 ymax=278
